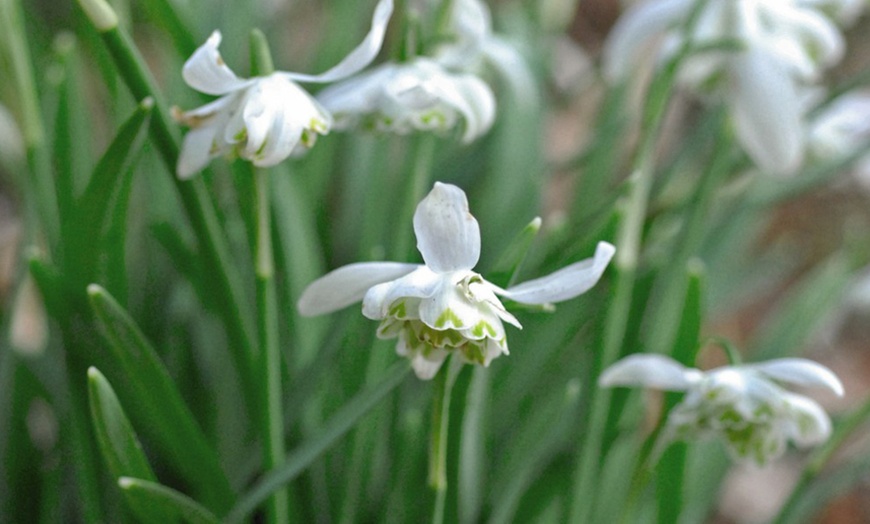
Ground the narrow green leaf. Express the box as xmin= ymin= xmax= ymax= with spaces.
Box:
xmin=750 ymin=253 xmax=853 ymax=361
xmin=226 ymin=361 xmax=412 ymax=523
xmin=78 ymin=97 xmax=153 ymax=224
xmin=487 ymin=217 xmax=542 ymax=288
xmin=134 ymin=0 xmax=198 ymax=56
xmin=87 ymin=366 xmax=156 ymax=482
xmin=87 ymin=284 xmax=235 ymax=514
xmin=118 ymin=477 xmax=220 ymax=524
xmin=458 ymin=367 xmax=489 ymax=524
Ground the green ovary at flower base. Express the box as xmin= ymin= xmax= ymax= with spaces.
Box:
xmin=298 ymin=182 xmax=615 ymax=379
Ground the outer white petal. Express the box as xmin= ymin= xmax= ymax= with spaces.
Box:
xmin=362 ymin=266 xmax=442 ymax=319
xmin=498 ymin=241 xmax=615 ymax=304
xmin=598 ymin=354 xmax=702 ymax=391
xmin=730 ymin=49 xmax=805 ymax=176
xmin=432 ymin=74 xmax=496 ymax=143
xmin=297 ymin=262 xmax=418 ymax=316
xmin=283 ymin=0 xmax=394 ymax=84
xmin=414 ymin=182 xmax=481 ymax=273
xmin=780 ymin=392 xmax=833 ymax=446
xmin=177 ymin=124 xmax=221 ymax=179
xmin=750 ymin=358 xmax=845 ymax=396
xmin=481 ymin=37 xmax=537 ymax=107
xmin=601 ymin=0 xmax=693 ymax=81
xmin=182 ymin=31 xmax=253 ymax=96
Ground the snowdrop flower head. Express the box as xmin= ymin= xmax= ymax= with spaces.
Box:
xmin=317 ymin=57 xmax=495 ymax=143
xmin=298 ymin=182 xmax=615 ymax=379
xmin=603 ymin=0 xmax=848 ymax=176
xmin=600 ymin=354 xmax=844 ymax=465
xmin=808 ymin=90 xmax=870 ymax=187
xmin=435 ymin=0 xmax=536 ymax=102
xmin=173 ymin=0 xmax=393 ymax=178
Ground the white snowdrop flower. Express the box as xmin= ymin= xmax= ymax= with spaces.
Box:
xmin=600 ymin=354 xmax=844 ymax=466
xmin=798 ymin=0 xmax=867 ymax=26
xmin=435 ymin=0 xmax=536 ymax=102
xmin=603 ymin=0 xmax=848 ymax=176
xmin=173 ymin=0 xmax=393 ymax=178
xmin=808 ymin=90 xmax=870 ymax=186
xmin=298 ymin=182 xmax=615 ymax=379
xmin=316 ymin=57 xmax=496 ymax=143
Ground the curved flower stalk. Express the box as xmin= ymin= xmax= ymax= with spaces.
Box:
xmin=600 ymin=354 xmax=844 ymax=465
xmin=172 ymin=0 xmax=393 ymax=178
xmin=808 ymin=90 xmax=870 ymax=187
xmin=298 ymin=182 xmax=615 ymax=379
xmin=603 ymin=0 xmax=847 ymax=176
xmin=316 ymin=57 xmax=495 ymax=143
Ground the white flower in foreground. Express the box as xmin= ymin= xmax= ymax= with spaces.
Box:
xmin=298 ymin=182 xmax=615 ymax=379
xmin=603 ymin=0 xmax=847 ymax=176
xmin=317 ymin=57 xmax=496 ymax=143
xmin=172 ymin=0 xmax=393 ymax=178
xmin=600 ymin=354 xmax=844 ymax=465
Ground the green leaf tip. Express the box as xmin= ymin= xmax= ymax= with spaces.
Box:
xmin=76 ymin=0 xmax=119 ymax=32
xmin=87 ymin=283 xmax=104 ymax=297
xmin=118 ymin=477 xmax=135 ymax=489
xmin=140 ymin=97 xmax=155 ymax=111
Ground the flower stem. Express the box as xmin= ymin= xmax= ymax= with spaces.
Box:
xmin=250 ymin=30 xmax=289 ymax=524
xmin=569 ymin=2 xmax=711 ymax=520
xmin=77 ymin=0 xmax=259 ymax=414
xmin=392 ymin=135 xmax=436 ymax=260
xmin=429 ymin=357 xmax=460 ymax=524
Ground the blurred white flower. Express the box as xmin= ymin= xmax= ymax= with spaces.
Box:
xmin=317 ymin=57 xmax=496 ymax=143
xmin=798 ymin=0 xmax=867 ymax=25
xmin=436 ymin=0 xmax=536 ymax=102
xmin=603 ymin=0 xmax=847 ymax=176
xmin=600 ymin=354 xmax=844 ymax=465
xmin=807 ymin=90 xmax=870 ymax=187
xmin=298 ymin=182 xmax=615 ymax=379
xmin=173 ymin=0 xmax=393 ymax=178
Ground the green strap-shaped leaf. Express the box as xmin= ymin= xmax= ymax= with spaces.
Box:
xmin=87 ymin=367 xmax=155 ymax=481
xmin=87 ymin=284 xmax=235 ymax=515
xmin=226 ymin=361 xmax=412 ymax=523
xmin=487 ymin=217 xmax=542 ymax=289
xmin=657 ymin=260 xmax=705 ymax=524
xmin=118 ymin=477 xmax=220 ymax=524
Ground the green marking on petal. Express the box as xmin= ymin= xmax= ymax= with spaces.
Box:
xmin=388 ymin=300 xmax=407 ymax=319
xmin=435 ymin=308 xmax=463 ymax=329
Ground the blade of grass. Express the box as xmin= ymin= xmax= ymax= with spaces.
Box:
xmin=226 ymin=361 xmax=411 ymax=523
xmin=87 ymin=285 xmax=235 ymax=514
xmin=117 ymin=477 xmax=220 ymax=524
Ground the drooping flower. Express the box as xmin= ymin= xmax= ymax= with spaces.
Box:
xmin=603 ymin=0 xmax=847 ymax=176
xmin=316 ymin=57 xmax=496 ymax=143
xmin=807 ymin=90 xmax=870 ymax=187
xmin=298 ymin=182 xmax=615 ymax=379
xmin=172 ymin=0 xmax=393 ymax=178
xmin=433 ymin=0 xmax=535 ymax=101
xmin=599 ymin=354 xmax=844 ymax=465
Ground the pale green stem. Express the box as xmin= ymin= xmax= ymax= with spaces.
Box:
xmin=255 ymin=167 xmax=289 ymax=524
xmin=569 ymin=1 xmax=711 ymax=520
xmin=430 ymin=357 xmax=460 ymax=524
xmin=250 ymin=29 xmax=289 ymax=524
xmin=75 ymin=0 xmax=259 ymax=414
xmin=392 ymin=135 xmax=436 ymax=260
xmin=0 ymin=0 xmax=59 ymax=242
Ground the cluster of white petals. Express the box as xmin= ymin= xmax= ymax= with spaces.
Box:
xmin=317 ymin=0 xmax=533 ymax=143
xmin=298 ymin=182 xmax=615 ymax=379
xmin=173 ymin=0 xmax=393 ymax=178
xmin=600 ymin=354 xmax=844 ymax=465
xmin=317 ymin=57 xmax=495 ymax=143
xmin=603 ymin=0 xmax=848 ymax=176
xmin=808 ymin=90 xmax=870 ymax=187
